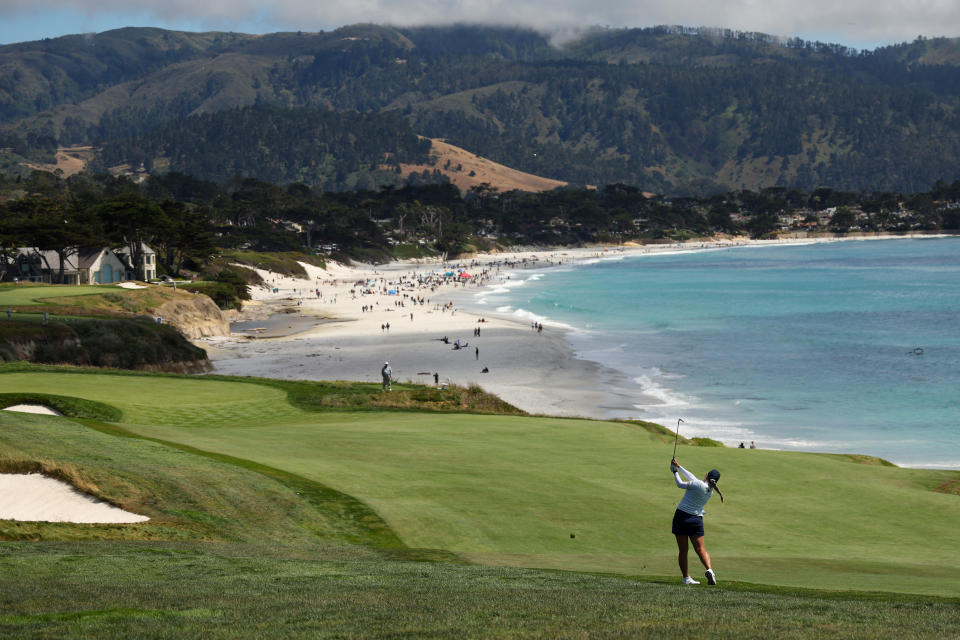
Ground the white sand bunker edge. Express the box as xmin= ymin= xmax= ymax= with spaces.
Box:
xmin=0 ymin=473 xmax=150 ymax=524
xmin=3 ymin=404 xmax=63 ymax=416
xmin=1 ymin=405 xmax=148 ymax=523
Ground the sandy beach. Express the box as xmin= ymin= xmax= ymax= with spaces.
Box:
xmin=201 ymin=238 xmax=834 ymax=418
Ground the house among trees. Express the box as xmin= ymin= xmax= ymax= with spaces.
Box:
xmin=116 ymin=242 xmax=157 ymax=281
xmin=4 ymin=244 xmax=157 ymax=284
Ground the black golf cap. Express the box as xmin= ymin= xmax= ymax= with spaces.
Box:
xmin=707 ymin=469 xmax=721 ymax=482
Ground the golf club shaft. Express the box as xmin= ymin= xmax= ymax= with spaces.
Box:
xmin=672 ymin=418 xmax=684 ymax=459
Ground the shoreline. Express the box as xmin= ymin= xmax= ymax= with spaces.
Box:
xmin=203 ymin=239 xmax=765 ymax=418
xmin=198 ymin=234 xmax=959 ymax=467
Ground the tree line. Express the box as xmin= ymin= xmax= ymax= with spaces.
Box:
xmin=3 ymin=171 xmax=960 ymax=286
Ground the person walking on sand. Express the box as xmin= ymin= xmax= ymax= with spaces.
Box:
xmin=475 ymin=346 xmax=479 ymax=360
xmin=381 ymin=362 xmax=392 ymax=391
xmin=670 ymin=457 xmax=723 ymax=585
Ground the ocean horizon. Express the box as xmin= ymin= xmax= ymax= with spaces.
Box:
xmin=466 ymin=237 xmax=960 ymax=469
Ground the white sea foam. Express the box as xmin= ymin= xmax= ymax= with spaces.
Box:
xmin=896 ymin=460 xmax=960 ymax=469
xmin=504 ymin=307 xmax=578 ymax=331
xmin=475 ymin=272 xmax=545 ymax=304
xmin=478 ymin=285 xmax=513 ymax=296
xmin=632 ymin=372 xmax=692 ymax=408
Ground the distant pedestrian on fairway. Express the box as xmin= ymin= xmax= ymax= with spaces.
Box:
xmin=381 ymin=362 xmax=392 ymax=391
xmin=670 ymin=457 xmax=723 ymax=585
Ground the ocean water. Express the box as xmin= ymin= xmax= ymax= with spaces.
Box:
xmin=471 ymin=238 xmax=960 ymax=468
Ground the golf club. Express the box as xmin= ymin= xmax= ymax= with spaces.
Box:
xmin=672 ymin=418 xmax=684 ymax=460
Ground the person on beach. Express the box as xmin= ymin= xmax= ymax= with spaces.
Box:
xmin=381 ymin=362 xmax=392 ymax=391
xmin=670 ymin=457 xmax=723 ymax=585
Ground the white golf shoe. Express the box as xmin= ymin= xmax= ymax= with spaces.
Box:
xmin=682 ymin=576 xmax=700 ymax=585
xmin=705 ymin=569 xmax=717 ymax=585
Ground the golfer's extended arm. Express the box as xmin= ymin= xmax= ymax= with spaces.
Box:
xmin=673 ymin=464 xmax=698 ymax=488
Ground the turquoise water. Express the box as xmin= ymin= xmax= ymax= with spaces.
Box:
xmin=473 ymin=238 xmax=960 ymax=468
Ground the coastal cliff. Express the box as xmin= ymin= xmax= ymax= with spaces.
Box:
xmin=154 ymin=294 xmax=230 ymax=339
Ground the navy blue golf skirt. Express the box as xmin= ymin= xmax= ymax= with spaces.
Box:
xmin=671 ymin=508 xmax=705 ymax=537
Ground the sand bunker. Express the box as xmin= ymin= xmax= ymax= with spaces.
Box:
xmin=3 ymin=404 xmax=62 ymax=416
xmin=117 ymin=282 xmax=147 ymax=289
xmin=0 ymin=473 xmax=149 ymax=523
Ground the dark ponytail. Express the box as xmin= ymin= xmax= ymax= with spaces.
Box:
xmin=709 ymin=479 xmax=724 ymax=503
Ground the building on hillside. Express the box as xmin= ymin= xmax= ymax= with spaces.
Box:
xmin=3 ymin=245 xmax=153 ymax=284
xmin=116 ymin=242 xmax=157 ymax=281
xmin=84 ymin=248 xmax=130 ymax=284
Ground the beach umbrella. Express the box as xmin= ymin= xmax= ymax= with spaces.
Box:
xmin=388 ymin=289 xmax=397 ymax=295
xmin=459 ymin=272 xmax=472 ymax=278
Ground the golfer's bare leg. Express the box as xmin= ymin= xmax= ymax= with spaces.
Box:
xmin=690 ymin=535 xmax=712 ymax=571
xmin=675 ymin=535 xmax=689 ymax=577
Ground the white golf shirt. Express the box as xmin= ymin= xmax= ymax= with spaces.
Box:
xmin=673 ymin=464 xmax=714 ymax=516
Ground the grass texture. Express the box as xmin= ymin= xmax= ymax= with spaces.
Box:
xmin=0 ymin=365 xmax=958 ymax=638
xmin=0 ymin=366 xmax=957 ymax=598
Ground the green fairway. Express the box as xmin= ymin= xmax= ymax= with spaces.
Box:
xmin=0 ymin=285 xmax=112 ymax=307
xmin=2 ymin=368 xmax=958 ymax=598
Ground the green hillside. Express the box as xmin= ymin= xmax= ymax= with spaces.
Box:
xmin=0 ymin=365 xmax=958 ymax=636
xmin=1 ymin=367 xmax=957 ymax=596
xmin=4 ymin=25 xmax=960 ymax=193
xmin=96 ymin=105 xmax=433 ymax=192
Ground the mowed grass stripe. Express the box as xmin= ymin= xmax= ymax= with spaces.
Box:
xmin=0 ymin=410 xmax=414 ymax=550
xmin=1 ymin=542 xmax=957 ymax=639
xmin=2 ymin=370 xmax=958 ymax=596
xmin=6 ymin=371 xmax=303 ymax=427
xmin=120 ymin=411 xmax=959 ymax=594
xmin=0 ymin=285 xmax=111 ymax=307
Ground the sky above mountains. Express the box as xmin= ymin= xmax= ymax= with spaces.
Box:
xmin=0 ymin=0 xmax=956 ymax=50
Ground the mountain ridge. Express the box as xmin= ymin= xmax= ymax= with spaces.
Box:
xmin=3 ymin=24 xmax=960 ymax=194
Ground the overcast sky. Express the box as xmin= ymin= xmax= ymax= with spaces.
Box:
xmin=1 ymin=0 xmax=957 ymax=50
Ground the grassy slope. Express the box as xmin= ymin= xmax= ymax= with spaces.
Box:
xmin=1 ymin=368 xmax=958 ymax=598
xmin=397 ymin=138 xmax=569 ymax=193
xmin=3 ymin=541 xmax=957 ymax=639
xmin=0 ymin=285 xmax=107 ymax=306
xmin=217 ymin=250 xmax=326 ymax=279
xmin=0 ymin=283 xmax=197 ymax=316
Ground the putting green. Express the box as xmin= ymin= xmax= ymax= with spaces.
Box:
xmin=0 ymin=285 xmax=114 ymax=307
xmin=3 ymin=370 xmax=958 ymax=596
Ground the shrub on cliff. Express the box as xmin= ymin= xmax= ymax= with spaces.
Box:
xmin=0 ymin=318 xmax=206 ymax=369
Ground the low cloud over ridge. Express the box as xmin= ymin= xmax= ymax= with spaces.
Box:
xmin=3 ymin=0 xmax=959 ymax=48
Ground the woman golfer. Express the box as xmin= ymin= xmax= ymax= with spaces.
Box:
xmin=670 ymin=457 xmax=723 ymax=585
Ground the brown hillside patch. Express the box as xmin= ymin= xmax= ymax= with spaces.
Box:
xmin=934 ymin=477 xmax=960 ymax=496
xmin=834 ymin=453 xmax=897 ymax=466
xmin=397 ymin=138 xmax=568 ymax=193
xmin=21 ymin=146 xmax=96 ymax=178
